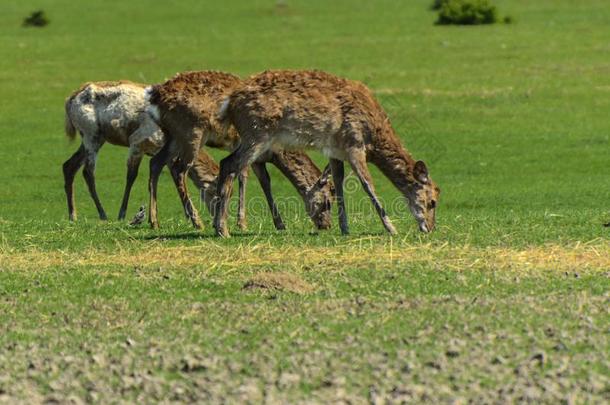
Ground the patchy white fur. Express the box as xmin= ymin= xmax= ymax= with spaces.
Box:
xmin=144 ymin=86 xmax=161 ymax=123
xmin=144 ymin=85 xmax=154 ymax=101
xmin=67 ymin=82 xmax=166 ymax=159
xmin=217 ymin=97 xmax=231 ymax=121
xmin=129 ymin=114 xmax=165 ymax=156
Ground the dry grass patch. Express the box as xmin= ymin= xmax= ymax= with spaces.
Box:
xmin=1 ymin=239 xmax=609 ymax=275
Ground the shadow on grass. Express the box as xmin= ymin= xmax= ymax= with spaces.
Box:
xmin=139 ymin=231 xmax=260 ymax=241
xmin=138 ymin=229 xmax=391 ymax=241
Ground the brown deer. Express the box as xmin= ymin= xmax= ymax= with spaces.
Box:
xmin=145 ymin=71 xmax=333 ymax=231
xmin=63 ymin=81 xmax=219 ymax=221
xmin=215 ymin=70 xmax=440 ymax=237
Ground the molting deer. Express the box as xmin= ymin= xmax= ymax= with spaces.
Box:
xmin=145 ymin=71 xmax=333 ymax=231
xmin=215 ymin=70 xmax=440 ymax=237
xmin=63 ymin=81 xmax=220 ymax=221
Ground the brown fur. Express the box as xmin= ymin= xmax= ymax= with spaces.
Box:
xmin=147 ymin=71 xmax=333 ymax=231
xmin=217 ymin=70 xmax=440 ymax=235
xmin=150 ymin=71 xmax=242 ymax=153
xmin=225 ymin=70 xmax=410 ymax=172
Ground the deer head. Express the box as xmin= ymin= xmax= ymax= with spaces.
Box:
xmin=406 ymin=161 xmax=440 ymax=233
xmin=304 ymin=165 xmax=333 ymax=230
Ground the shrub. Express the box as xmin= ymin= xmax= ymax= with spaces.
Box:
xmin=431 ymin=0 xmax=445 ymax=10
xmin=436 ymin=0 xmax=498 ymax=25
xmin=23 ymin=10 xmax=49 ymax=28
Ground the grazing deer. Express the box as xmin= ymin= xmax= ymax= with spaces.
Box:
xmin=145 ymin=71 xmax=333 ymax=231
xmin=215 ymin=70 xmax=440 ymax=237
xmin=63 ymin=81 xmax=219 ymax=221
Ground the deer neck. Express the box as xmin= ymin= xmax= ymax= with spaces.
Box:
xmin=270 ymin=152 xmax=319 ymax=199
xmin=368 ymin=130 xmax=418 ymax=197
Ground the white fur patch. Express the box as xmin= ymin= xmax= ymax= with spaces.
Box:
xmin=144 ymin=86 xmax=154 ymax=102
xmin=217 ymin=97 xmax=231 ymax=121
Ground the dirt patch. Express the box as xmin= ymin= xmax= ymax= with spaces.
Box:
xmin=243 ymin=272 xmax=314 ymax=294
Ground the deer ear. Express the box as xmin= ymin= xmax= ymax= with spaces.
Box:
xmin=414 ymin=161 xmax=429 ymax=184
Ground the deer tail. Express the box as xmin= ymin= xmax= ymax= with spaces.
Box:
xmin=64 ymin=93 xmax=77 ymax=140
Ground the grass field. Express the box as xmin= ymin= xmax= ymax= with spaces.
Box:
xmin=0 ymin=0 xmax=609 ymax=402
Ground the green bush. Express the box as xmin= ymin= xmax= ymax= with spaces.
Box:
xmin=22 ymin=10 xmax=49 ymax=27
xmin=435 ymin=0 xmax=497 ymax=25
xmin=431 ymin=0 xmax=445 ymax=10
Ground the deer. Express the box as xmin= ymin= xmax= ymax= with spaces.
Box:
xmin=63 ymin=81 xmax=227 ymax=222
xmin=214 ymin=70 xmax=440 ymax=237
xmin=63 ymin=79 xmax=330 ymax=229
xmin=145 ymin=70 xmax=333 ymax=231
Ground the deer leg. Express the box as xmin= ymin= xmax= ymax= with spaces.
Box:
xmin=148 ymin=142 xmax=170 ymax=229
xmin=118 ymin=152 xmax=143 ymax=220
xmin=251 ymin=162 xmax=286 ymax=231
xmin=215 ymin=144 xmax=261 ymax=238
xmin=62 ymin=144 xmax=86 ymax=221
xmin=215 ymin=156 xmax=238 ymax=238
xmin=82 ymin=146 xmax=107 ymax=221
xmin=169 ymin=159 xmax=203 ymax=230
xmin=348 ymin=151 xmax=396 ymax=235
xmin=329 ymin=158 xmax=349 ymax=235
xmin=236 ymin=168 xmax=248 ymax=231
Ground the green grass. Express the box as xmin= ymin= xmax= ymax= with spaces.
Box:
xmin=0 ymin=0 xmax=608 ymax=402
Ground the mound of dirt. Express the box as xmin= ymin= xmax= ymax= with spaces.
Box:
xmin=242 ymin=272 xmax=314 ymax=294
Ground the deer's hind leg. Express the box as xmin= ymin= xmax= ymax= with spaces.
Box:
xmin=82 ymin=141 xmax=107 ymax=220
xmin=62 ymin=144 xmax=86 ymax=221
xmin=347 ymin=149 xmax=396 ymax=235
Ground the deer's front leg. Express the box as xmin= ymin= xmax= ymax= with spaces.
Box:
xmin=215 ymin=157 xmax=236 ymax=238
xmin=148 ymin=142 xmax=169 ymax=229
xmin=82 ymin=143 xmax=107 ymax=221
xmin=251 ymin=162 xmax=286 ymax=230
xmin=236 ymin=168 xmax=248 ymax=231
xmin=215 ymin=141 xmax=266 ymax=237
xmin=329 ymin=158 xmax=349 ymax=235
xmin=348 ymin=150 xmax=396 ymax=235
xmin=169 ymin=159 xmax=203 ymax=230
